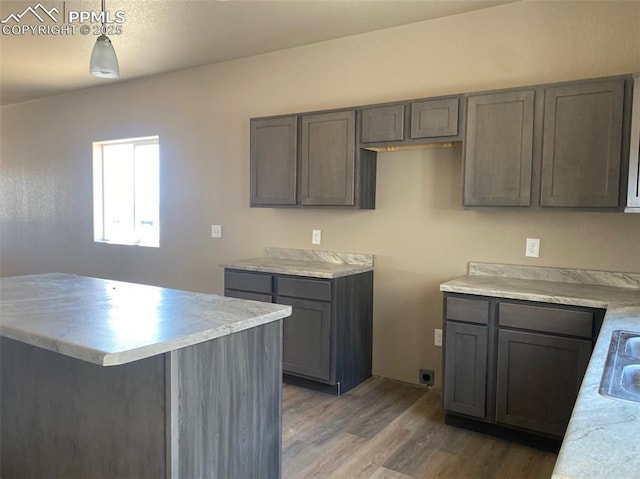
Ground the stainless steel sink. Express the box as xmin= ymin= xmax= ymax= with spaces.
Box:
xmin=600 ymin=330 xmax=640 ymax=402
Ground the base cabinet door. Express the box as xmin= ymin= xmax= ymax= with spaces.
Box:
xmin=277 ymin=296 xmax=333 ymax=383
xmin=443 ymin=321 xmax=488 ymax=419
xmin=495 ymin=329 xmax=592 ymax=437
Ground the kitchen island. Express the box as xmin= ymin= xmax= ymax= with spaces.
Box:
xmin=0 ymin=273 xmax=292 ymax=479
xmin=440 ymin=263 xmax=640 ymax=479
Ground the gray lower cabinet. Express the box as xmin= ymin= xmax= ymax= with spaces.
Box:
xmin=463 ymin=75 xmax=631 ymax=209
xmin=277 ymin=296 xmax=332 ymax=382
xmin=443 ymin=293 xmax=601 ymax=439
xmin=443 ymin=321 xmax=488 ymax=419
xmin=626 ymin=73 xmax=640 ymax=212
xmin=463 ymin=89 xmax=535 ymax=206
xmin=495 ymin=329 xmax=591 ymax=437
xmin=224 ymin=269 xmax=374 ymax=395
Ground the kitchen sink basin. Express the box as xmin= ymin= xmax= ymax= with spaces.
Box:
xmin=600 ymin=331 xmax=640 ymax=402
xmin=625 ymin=337 xmax=640 ymax=359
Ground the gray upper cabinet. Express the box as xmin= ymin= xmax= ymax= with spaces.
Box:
xmin=361 ymin=104 xmax=404 ymax=143
xmin=250 ymin=116 xmax=297 ymax=206
xmin=463 ymin=75 xmax=631 ymax=209
xmin=626 ymin=74 xmax=640 ymax=213
xmin=541 ymin=79 xmax=625 ymax=207
xmin=411 ymin=98 xmax=459 ymax=139
xmin=463 ymin=90 xmax=535 ymax=206
xmin=301 ymin=111 xmax=356 ymax=206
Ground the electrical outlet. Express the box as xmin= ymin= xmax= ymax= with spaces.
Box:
xmin=434 ymin=328 xmax=443 ymax=347
xmin=312 ymin=229 xmax=321 ymax=245
xmin=211 ymin=225 xmax=222 ymax=238
xmin=526 ymin=238 xmax=540 ymax=257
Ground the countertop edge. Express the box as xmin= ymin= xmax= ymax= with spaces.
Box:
xmin=223 ymin=261 xmax=374 ymax=279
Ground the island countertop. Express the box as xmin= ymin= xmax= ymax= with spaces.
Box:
xmin=440 ymin=262 xmax=640 ymax=479
xmin=0 ymin=273 xmax=292 ymax=367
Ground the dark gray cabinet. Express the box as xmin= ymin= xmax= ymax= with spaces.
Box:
xmin=463 ymin=90 xmax=535 ymax=206
xmin=626 ymin=73 xmax=640 ymax=213
xmin=250 ymin=116 xmax=297 ymax=206
xmin=495 ymin=329 xmax=591 ymax=437
xmin=301 ymin=111 xmax=356 ymax=206
xmin=250 ymin=110 xmax=376 ymax=209
xmin=463 ymin=75 xmax=631 ymax=209
xmin=359 ymin=96 xmax=462 ymax=146
xmin=277 ymin=296 xmax=332 ymax=382
xmin=443 ymin=293 xmax=602 ymax=439
xmin=410 ymin=98 xmax=459 ymax=139
xmin=541 ymin=79 xmax=625 ymax=207
xmin=361 ymin=104 xmax=404 ymax=143
xmin=443 ymin=321 xmax=488 ymax=419
xmin=224 ymin=269 xmax=373 ymax=395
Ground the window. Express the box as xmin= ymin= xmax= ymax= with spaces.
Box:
xmin=93 ymin=136 xmax=160 ymax=247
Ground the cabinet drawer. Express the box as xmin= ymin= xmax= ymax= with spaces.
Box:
xmin=499 ymin=302 xmax=593 ymax=338
xmin=224 ymin=270 xmax=273 ymax=294
xmin=224 ymin=289 xmax=272 ymax=303
xmin=446 ymin=297 xmax=489 ymax=325
xmin=277 ymin=277 xmax=332 ymax=301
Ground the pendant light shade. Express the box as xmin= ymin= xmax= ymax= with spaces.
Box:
xmin=90 ymin=34 xmax=119 ymax=78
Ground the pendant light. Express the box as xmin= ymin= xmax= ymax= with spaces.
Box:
xmin=90 ymin=0 xmax=119 ymax=78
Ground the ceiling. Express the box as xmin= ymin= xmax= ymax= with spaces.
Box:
xmin=0 ymin=0 xmax=514 ymax=106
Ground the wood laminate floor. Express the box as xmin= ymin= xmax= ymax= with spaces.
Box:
xmin=282 ymin=377 xmax=558 ymax=479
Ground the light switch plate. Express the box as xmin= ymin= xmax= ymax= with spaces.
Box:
xmin=211 ymin=225 xmax=222 ymax=239
xmin=312 ymin=229 xmax=321 ymax=245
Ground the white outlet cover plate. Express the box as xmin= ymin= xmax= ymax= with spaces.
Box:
xmin=312 ymin=229 xmax=321 ymax=245
xmin=211 ymin=225 xmax=222 ymax=238
xmin=526 ymin=237 xmax=540 ymax=257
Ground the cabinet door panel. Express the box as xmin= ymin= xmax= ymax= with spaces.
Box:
xmin=626 ymin=75 xmax=640 ymax=210
xmin=277 ymin=296 xmax=333 ymax=383
xmin=444 ymin=321 xmax=488 ymax=419
xmin=541 ymin=79 xmax=625 ymax=207
xmin=250 ymin=116 xmax=298 ymax=206
xmin=361 ymin=105 xmax=404 ymax=143
xmin=301 ymin=111 xmax=355 ymax=206
xmin=496 ymin=329 xmax=591 ymax=437
xmin=464 ymin=90 xmax=535 ymax=206
xmin=410 ymin=98 xmax=459 ymax=139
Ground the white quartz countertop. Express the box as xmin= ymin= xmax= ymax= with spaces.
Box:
xmin=0 ymin=273 xmax=292 ymax=367
xmin=440 ymin=263 xmax=640 ymax=479
xmin=223 ymin=247 xmax=374 ymax=279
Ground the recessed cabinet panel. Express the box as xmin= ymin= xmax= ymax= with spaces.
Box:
xmin=301 ymin=111 xmax=356 ymax=206
xmin=278 ymin=296 xmax=333 ymax=383
xmin=410 ymin=98 xmax=459 ymax=139
xmin=541 ymin=79 xmax=625 ymax=207
xmin=496 ymin=329 xmax=592 ymax=437
xmin=250 ymin=116 xmax=297 ymax=206
xmin=361 ymin=105 xmax=405 ymax=143
xmin=464 ymin=90 xmax=535 ymax=206
xmin=444 ymin=321 xmax=488 ymax=419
